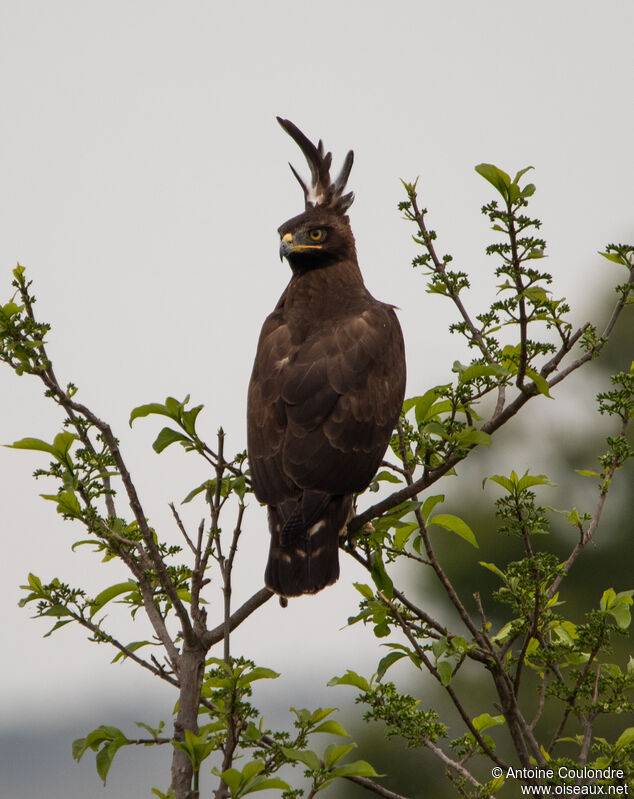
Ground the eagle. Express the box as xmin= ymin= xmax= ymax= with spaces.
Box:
xmin=247 ymin=118 xmax=406 ymax=597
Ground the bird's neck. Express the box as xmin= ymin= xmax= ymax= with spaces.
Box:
xmin=284 ymin=258 xmax=366 ymax=315
xmin=277 ymin=265 xmax=369 ymax=339
xmin=291 ymin=255 xmax=364 ymax=288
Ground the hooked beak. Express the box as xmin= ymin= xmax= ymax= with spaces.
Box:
xmin=279 ymin=232 xmax=293 ymax=261
xmin=279 ymin=231 xmax=323 ymax=261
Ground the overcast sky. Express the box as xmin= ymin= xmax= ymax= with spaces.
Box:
xmin=1 ymin=0 xmax=632 ymax=784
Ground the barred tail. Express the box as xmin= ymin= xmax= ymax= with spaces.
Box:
xmin=265 ymin=492 xmax=352 ymax=597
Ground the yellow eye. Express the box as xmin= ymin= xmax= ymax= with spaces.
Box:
xmin=308 ymin=229 xmax=324 ymax=242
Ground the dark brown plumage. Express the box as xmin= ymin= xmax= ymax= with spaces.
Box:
xmin=247 ymin=118 xmax=406 ymax=597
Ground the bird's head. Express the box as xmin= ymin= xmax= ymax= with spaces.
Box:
xmin=276 ymin=118 xmax=356 ymax=273
xmin=277 ymin=207 xmax=354 ymax=271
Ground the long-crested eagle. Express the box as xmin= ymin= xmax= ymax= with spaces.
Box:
xmin=247 ymin=118 xmax=406 ymax=597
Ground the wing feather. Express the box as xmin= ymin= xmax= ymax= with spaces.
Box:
xmin=247 ymin=299 xmax=405 ymax=504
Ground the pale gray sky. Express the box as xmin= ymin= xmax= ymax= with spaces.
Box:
xmin=1 ymin=1 xmax=632 ymax=792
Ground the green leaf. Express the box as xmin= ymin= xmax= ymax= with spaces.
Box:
xmin=173 ymin=729 xmax=214 ymax=769
xmin=96 ymin=735 xmax=130 ymax=784
xmin=220 ymin=767 xmax=242 ymax=794
xmin=513 ymin=166 xmax=534 ymax=184
xmin=72 ymin=736 xmax=89 ymax=761
xmin=152 ymin=427 xmax=190 ymax=454
xmin=330 ymin=760 xmax=380 ymax=779
xmin=84 ymin=725 xmax=127 ymax=748
xmin=238 ymin=667 xmax=280 ymax=685
xmin=551 ymin=622 xmax=578 ymax=645
xmin=373 ymin=469 xmax=401 ymax=484
xmin=575 ymin=469 xmax=600 ymax=478
xmin=112 ymin=641 xmax=153 ymax=663
xmin=240 ymin=761 xmax=265 ymax=783
xmin=615 ymin=727 xmax=634 ymax=750
xmin=323 ymin=743 xmax=356 ymax=768
xmin=475 ymin=163 xmax=511 ymax=198
xmin=280 ymin=747 xmax=321 ymax=771
xmin=393 ymin=522 xmax=417 ymax=551
xmin=308 ymin=707 xmax=338 ymax=724
xmin=566 ymin=508 xmax=581 ymax=525
xmin=327 ymin=671 xmax=370 ymax=692
xmin=182 ymin=480 xmax=213 ymax=504
xmin=312 ymin=720 xmax=349 ymax=737
xmin=40 ymin=490 xmax=82 ymax=517
xmin=610 ymin=604 xmax=631 ymax=629
xmin=455 ymin=428 xmax=492 ymax=448
xmin=90 ymin=581 xmax=137 ymax=619
xmin=479 ymin=561 xmax=505 ymax=580
xmin=436 ymin=661 xmax=453 ymax=686
xmin=370 ymin=550 xmax=394 ymax=597
xmin=43 ymin=619 xmax=73 ymax=637
xmin=472 ymin=713 xmax=505 ymax=733
xmin=6 ymin=437 xmax=58 ymax=456
xmin=421 ymin=494 xmax=444 ymax=522
xmin=458 ymin=363 xmax=510 ymax=384
xmin=484 ymin=473 xmax=514 ymax=493
xmin=180 ymin=404 xmax=203 ymax=437
xmin=377 ymin=651 xmax=407 ymax=681
xmin=353 ymin=582 xmax=374 ymax=600
xmin=599 ymin=250 xmax=628 ymax=267
xmin=491 ymin=621 xmax=515 ymax=644
xmin=607 ymin=592 xmax=633 ymax=629
xmin=403 ymin=388 xmax=440 ymax=425
xmin=42 ymin=604 xmax=71 ymax=618
xmin=429 ymin=513 xmax=478 ymax=548
xmin=243 ymin=777 xmax=291 ymax=795
xmin=600 ymin=588 xmax=617 ymax=611
xmin=516 ymin=472 xmax=553 ymax=492
xmin=525 ymin=368 xmax=552 ymax=398
xmin=52 ymin=431 xmax=78 ymax=459
xmin=129 ymin=401 xmax=178 ymax=427
xmin=432 ymin=639 xmax=448 ymax=659
xmin=74 ymin=726 xmax=131 ymax=784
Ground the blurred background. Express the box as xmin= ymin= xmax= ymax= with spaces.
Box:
xmin=0 ymin=2 xmax=632 ymax=797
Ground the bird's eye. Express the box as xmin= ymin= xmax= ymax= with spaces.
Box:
xmin=308 ymin=229 xmax=324 ymax=242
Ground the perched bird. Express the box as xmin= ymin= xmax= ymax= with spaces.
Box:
xmin=247 ymin=118 xmax=406 ymax=597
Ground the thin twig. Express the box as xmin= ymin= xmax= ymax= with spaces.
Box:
xmin=169 ymin=503 xmax=198 ymax=555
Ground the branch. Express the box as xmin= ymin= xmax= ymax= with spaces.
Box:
xmin=549 ymin=416 xmax=630 ymax=598
xmin=346 ymin=775 xmax=415 ymax=799
xmin=422 ymin=741 xmax=486 ymax=792
xmin=170 ymin=502 xmax=198 ymax=555
xmin=507 ymin=211 xmax=529 ymax=388
xmin=409 ymin=192 xmax=494 ymax=363
xmin=40 ymin=378 xmax=195 ymax=653
xmin=202 ymin=587 xmax=274 ymax=649
xmin=65 ymin=611 xmax=178 ymax=688
xmin=377 ymin=591 xmax=506 ymax=769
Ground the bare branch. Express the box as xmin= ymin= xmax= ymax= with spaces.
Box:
xmin=202 ymin=587 xmax=274 ymax=649
xmin=170 ymin=502 xmax=198 ymax=555
xmin=346 ymin=775 xmax=415 ymax=799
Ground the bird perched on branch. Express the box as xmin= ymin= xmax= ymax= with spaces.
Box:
xmin=247 ymin=118 xmax=406 ymax=598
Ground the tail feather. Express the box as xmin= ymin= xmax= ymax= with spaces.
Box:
xmin=265 ymin=492 xmax=352 ymax=597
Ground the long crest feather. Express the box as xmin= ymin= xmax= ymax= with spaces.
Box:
xmin=277 ymin=117 xmax=354 ymax=213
